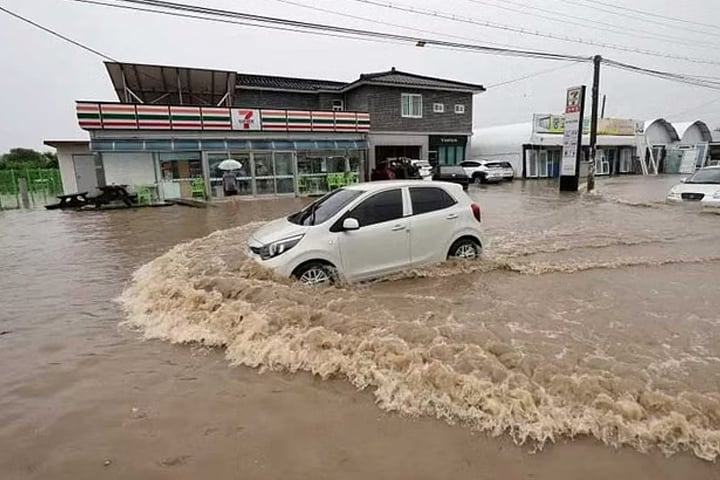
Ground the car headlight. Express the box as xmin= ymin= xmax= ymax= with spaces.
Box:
xmin=667 ymin=189 xmax=680 ymax=199
xmin=261 ymin=234 xmax=304 ymax=260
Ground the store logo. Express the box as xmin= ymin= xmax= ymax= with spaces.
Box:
xmin=232 ymin=109 xmax=261 ymax=131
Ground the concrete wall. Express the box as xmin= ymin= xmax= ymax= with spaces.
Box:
xmin=101 ymin=152 xmax=156 ymax=186
xmin=349 ymin=85 xmax=473 ymax=133
xmin=54 ymin=144 xmax=91 ymax=194
xmin=234 ymin=90 xmax=319 ymax=110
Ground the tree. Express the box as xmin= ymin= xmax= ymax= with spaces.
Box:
xmin=0 ymin=148 xmax=58 ymax=169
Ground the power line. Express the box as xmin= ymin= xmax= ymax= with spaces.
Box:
xmin=65 ymin=0 xmax=720 ymax=91
xmin=269 ymin=0 xmax=520 ymax=51
xmin=66 ymin=0 xmax=591 ymax=62
xmin=66 ymin=0 xmax=415 ymax=47
xmin=464 ymin=0 xmax=720 ymax=48
xmin=346 ymin=0 xmax=720 ymax=66
xmin=485 ymin=62 xmax=583 ymax=89
xmin=603 ymin=59 xmax=720 ymax=91
xmin=0 ymin=4 xmax=117 ymax=61
xmin=565 ymin=0 xmax=720 ymax=34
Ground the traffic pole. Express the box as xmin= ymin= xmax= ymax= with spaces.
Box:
xmin=587 ymin=55 xmax=601 ymax=192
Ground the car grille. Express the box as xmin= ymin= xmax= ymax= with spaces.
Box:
xmin=681 ymin=192 xmax=705 ymax=201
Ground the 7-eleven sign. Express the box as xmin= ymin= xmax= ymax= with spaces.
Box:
xmin=231 ymin=109 xmax=261 ymax=131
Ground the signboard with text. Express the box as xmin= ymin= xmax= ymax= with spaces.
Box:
xmin=231 ymin=108 xmax=261 ymax=131
xmin=533 ymin=114 xmax=643 ymax=136
xmin=559 ymin=86 xmax=586 ymax=191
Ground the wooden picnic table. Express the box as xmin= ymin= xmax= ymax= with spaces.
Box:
xmin=46 ymin=192 xmax=89 ymax=209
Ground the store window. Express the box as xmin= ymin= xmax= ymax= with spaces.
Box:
xmin=297 ymin=150 xmax=351 ymax=195
xmin=158 ymin=152 xmax=203 ymax=199
xmin=208 ymin=152 xmax=252 ymax=197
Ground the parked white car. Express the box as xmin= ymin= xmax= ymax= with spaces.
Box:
xmin=459 ymin=160 xmax=505 ymax=184
xmin=248 ymin=180 xmax=483 ymax=284
xmin=666 ymin=166 xmax=720 ymax=207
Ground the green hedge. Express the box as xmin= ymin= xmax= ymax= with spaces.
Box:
xmin=0 ymin=169 xmax=63 ymax=195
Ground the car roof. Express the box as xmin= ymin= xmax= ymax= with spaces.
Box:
xmin=345 ymin=180 xmax=459 ymax=191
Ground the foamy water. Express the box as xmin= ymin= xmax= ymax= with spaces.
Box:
xmin=119 ymin=202 xmax=720 ymax=461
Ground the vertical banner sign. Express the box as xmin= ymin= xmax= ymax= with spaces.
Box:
xmin=231 ymin=109 xmax=261 ymax=131
xmin=559 ymin=86 xmax=586 ymax=191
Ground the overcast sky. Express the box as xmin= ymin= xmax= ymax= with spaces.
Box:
xmin=1 ymin=0 xmax=719 ymax=152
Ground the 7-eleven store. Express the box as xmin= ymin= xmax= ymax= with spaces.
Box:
xmin=74 ymin=102 xmax=370 ymax=200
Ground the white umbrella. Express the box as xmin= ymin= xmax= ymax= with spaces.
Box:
xmin=217 ymin=159 xmax=243 ymax=171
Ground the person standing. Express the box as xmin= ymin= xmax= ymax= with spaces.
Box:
xmin=222 ymin=170 xmax=238 ymax=196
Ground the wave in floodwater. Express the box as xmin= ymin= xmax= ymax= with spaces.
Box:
xmin=119 ymin=223 xmax=720 ymax=462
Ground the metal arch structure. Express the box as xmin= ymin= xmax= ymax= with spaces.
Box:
xmin=105 ymin=62 xmax=236 ymax=107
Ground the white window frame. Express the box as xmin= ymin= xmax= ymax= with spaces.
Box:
xmin=433 ymin=102 xmax=445 ymax=113
xmin=454 ymin=104 xmax=466 ymax=114
xmin=401 ymin=93 xmax=423 ymax=118
xmin=332 ymin=99 xmax=344 ymax=112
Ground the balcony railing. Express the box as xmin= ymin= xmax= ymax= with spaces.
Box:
xmin=76 ymin=102 xmax=371 ymax=134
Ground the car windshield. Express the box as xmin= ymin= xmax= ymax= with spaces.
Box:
xmin=287 ymin=188 xmax=364 ymax=226
xmin=686 ymin=169 xmax=720 ymax=184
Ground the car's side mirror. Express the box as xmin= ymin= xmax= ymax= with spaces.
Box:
xmin=342 ymin=217 xmax=360 ymax=231
xmin=680 ymin=178 xmax=687 ymax=183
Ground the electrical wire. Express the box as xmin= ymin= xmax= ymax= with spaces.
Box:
xmin=346 ymin=0 xmax=720 ymax=66
xmin=603 ymin=59 xmax=720 ymax=91
xmin=0 ymin=4 xmax=117 ymax=61
xmin=565 ymin=0 xmax=720 ymax=34
xmin=66 ymin=0 xmax=592 ymax=62
xmin=269 ymin=0 xmax=520 ymax=51
xmin=485 ymin=62 xmax=583 ymax=89
xmin=464 ymin=0 xmax=720 ymax=48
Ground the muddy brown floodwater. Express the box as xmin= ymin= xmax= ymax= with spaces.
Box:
xmin=1 ymin=176 xmax=719 ymax=480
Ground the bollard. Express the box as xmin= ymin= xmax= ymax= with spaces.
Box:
xmin=19 ymin=178 xmax=30 ymax=209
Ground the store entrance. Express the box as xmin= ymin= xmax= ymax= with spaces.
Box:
xmin=375 ymin=145 xmax=421 ymax=164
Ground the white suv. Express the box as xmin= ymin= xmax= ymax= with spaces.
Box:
xmin=459 ymin=160 xmax=505 ymax=184
xmin=248 ymin=180 xmax=483 ymax=284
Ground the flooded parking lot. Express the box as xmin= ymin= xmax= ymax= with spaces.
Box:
xmin=1 ymin=176 xmax=719 ymax=479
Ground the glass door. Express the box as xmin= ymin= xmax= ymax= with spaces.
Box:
xmin=253 ymin=152 xmax=275 ymax=195
xmin=273 ymin=152 xmax=295 ymax=195
xmin=527 ymin=150 xmax=538 ymax=178
xmin=539 ymin=150 xmax=549 ymax=177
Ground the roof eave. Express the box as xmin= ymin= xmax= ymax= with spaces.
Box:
xmin=341 ymin=80 xmax=485 ymax=93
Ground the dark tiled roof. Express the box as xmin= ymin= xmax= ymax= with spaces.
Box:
xmin=237 ymin=74 xmax=345 ymax=91
xmin=357 ymin=69 xmax=485 ymax=91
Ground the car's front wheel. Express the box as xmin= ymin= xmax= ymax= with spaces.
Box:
xmin=448 ymin=238 xmax=482 ymax=260
xmin=472 ymin=173 xmax=484 ymax=184
xmin=293 ymin=261 xmax=337 ymax=286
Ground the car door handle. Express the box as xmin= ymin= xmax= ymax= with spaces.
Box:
xmin=391 ymin=224 xmax=406 ymax=231
xmin=446 ymin=213 xmax=458 ymax=220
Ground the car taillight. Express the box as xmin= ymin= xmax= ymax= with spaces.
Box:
xmin=471 ymin=203 xmax=481 ymax=222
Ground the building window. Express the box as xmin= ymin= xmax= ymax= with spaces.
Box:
xmin=401 ymin=93 xmax=423 ymax=118
xmin=454 ymin=104 xmax=466 ymax=114
xmin=332 ymin=99 xmax=344 ymax=112
xmin=433 ymin=103 xmax=444 ymax=113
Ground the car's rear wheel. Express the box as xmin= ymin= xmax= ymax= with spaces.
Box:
xmin=448 ymin=238 xmax=481 ymax=260
xmin=293 ymin=261 xmax=336 ymax=286
xmin=472 ymin=173 xmax=484 ymax=184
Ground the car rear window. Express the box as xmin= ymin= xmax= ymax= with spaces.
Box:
xmin=410 ymin=187 xmax=457 ymax=215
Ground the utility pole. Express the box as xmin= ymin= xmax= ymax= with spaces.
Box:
xmin=587 ymin=55 xmax=602 ymax=192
